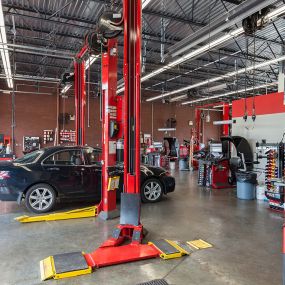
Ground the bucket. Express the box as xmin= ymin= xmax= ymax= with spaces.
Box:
xmin=169 ymin=161 xmax=176 ymax=170
xmin=237 ymin=182 xmax=256 ymax=200
xmin=256 ymin=185 xmax=266 ymax=200
xmin=179 ymin=158 xmax=188 ymax=170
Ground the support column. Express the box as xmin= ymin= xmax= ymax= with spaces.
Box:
xmin=195 ymin=109 xmax=201 ymax=149
xmin=74 ymin=59 xmax=86 ymax=145
xmin=223 ymin=103 xmax=230 ymax=136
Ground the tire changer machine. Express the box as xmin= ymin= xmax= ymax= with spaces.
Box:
xmin=197 ymin=136 xmax=253 ymax=189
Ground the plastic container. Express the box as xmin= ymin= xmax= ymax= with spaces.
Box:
xmin=236 ymin=171 xmax=257 ymax=200
xmin=154 ymin=155 xmax=160 ymax=167
xmin=179 ymin=158 xmax=188 ymax=170
xmin=169 ymin=161 xmax=176 ymax=170
xmin=256 ymin=185 xmax=266 ymax=200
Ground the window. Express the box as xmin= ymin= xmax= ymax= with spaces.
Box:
xmin=85 ymin=148 xmax=101 ymax=165
xmin=14 ymin=150 xmax=43 ymax=164
xmin=43 ymin=150 xmax=83 ymax=165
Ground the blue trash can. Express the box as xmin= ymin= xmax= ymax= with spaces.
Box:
xmin=236 ymin=171 xmax=257 ymax=200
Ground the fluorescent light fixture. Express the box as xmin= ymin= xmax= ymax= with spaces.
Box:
xmin=213 ymin=103 xmax=232 ymax=108
xmin=205 ymin=113 xmax=211 ymax=123
xmin=146 ymin=54 xmax=285 ymax=102
xmin=61 ymin=84 xmax=71 ymax=94
xmin=158 ymin=128 xmax=176 ymax=132
xmin=0 ymin=1 xmax=13 ymax=89
xmin=142 ymin=0 xmax=152 ymax=9
xmin=85 ymin=54 xmax=99 ymax=70
xmin=116 ymin=28 xmax=243 ymax=95
xmin=213 ymin=120 xmax=236 ymax=125
xmin=181 ymin=82 xmax=277 ymax=105
xmin=264 ymin=5 xmax=285 ymax=22
xmin=169 ymin=94 xmax=188 ymax=102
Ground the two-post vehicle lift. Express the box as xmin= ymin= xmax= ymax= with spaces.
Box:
xmin=38 ymin=1 xmax=212 ymax=281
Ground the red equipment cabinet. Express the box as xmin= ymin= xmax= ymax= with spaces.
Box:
xmin=211 ymin=159 xmax=231 ymax=189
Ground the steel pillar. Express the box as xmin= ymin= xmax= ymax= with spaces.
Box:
xmin=195 ymin=109 xmax=201 ymax=149
xmin=74 ymin=46 xmax=87 ymax=145
xmin=223 ymin=103 xmax=230 ymax=136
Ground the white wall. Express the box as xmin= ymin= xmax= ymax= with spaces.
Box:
xmin=232 ymin=113 xmax=285 ymax=183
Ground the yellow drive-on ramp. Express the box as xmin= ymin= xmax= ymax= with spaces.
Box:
xmin=15 ymin=206 xmax=98 ymax=223
xmin=149 ymin=239 xmax=189 ymax=260
xmin=40 ymin=252 xmax=92 ymax=281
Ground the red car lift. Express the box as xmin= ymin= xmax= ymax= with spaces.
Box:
xmin=84 ymin=0 xmax=160 ymax=266
xmin=40 ymin=1 xmax=189 ymax=281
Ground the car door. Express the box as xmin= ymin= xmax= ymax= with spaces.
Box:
xmin=41 ymin=149 xmax=86 ymax=196
xmin=81 ymin=147 xmax=102 ymax=200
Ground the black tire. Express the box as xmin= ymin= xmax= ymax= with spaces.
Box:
xmin=25 ymin=183 xmax=56 ymax=213
xmin=141 ymin=178 xmax=163 ymax=203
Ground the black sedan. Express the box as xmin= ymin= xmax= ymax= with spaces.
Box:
xmin=0 ymin=146 xmax=175 ymax=213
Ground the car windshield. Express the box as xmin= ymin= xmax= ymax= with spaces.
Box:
xmin=14 ymin=150 xmax=43 ymax=164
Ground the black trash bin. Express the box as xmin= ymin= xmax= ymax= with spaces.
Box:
xmin=236 ymin=171 xmax=257 ymax=200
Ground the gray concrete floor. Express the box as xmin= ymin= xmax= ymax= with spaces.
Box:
xmin=0 ymin=171 xmax=282 ymax=285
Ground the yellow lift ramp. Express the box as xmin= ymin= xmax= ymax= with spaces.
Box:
xmin=15 ymin=205 xmax=98 ymax=223
xmin=149 ymin=239 xmax=190 ymax=260
xmin=40 ymin=252 xmax=92 ymax=280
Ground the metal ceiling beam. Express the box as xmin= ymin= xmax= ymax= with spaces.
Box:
xmin=222 ymin=0 xmax=244 ymax=4
xmin=86 ymin=0 xmax=205 ymax=26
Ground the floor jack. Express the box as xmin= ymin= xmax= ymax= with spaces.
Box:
xmin=39 ymin=2 xmax=213 ymax=282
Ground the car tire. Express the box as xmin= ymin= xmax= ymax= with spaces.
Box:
xmin=141 ymin=178 xmax=163 ymax=203
xmin=25 ymin=183 xmax=56 ymax=213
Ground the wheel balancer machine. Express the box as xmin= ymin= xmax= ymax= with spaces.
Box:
xmin=40 ymin=1 xmax=196 ymax=280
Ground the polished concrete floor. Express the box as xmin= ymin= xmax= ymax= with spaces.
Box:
xmin=0 ymin=171 xmax=282 ymax=285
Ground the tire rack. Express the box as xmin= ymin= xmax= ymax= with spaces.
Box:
xmin=262 ymin=143 xmax=285 ymax=211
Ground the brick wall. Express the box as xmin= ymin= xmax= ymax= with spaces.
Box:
xmin=0 ymin=86 xmax=222 ymax=157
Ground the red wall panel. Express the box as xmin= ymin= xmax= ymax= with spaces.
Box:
xmin=232 ymin=92 xmax=285 ymax=118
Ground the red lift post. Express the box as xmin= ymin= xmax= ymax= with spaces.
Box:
xmin=98 ymin=38 xmax=120 ymax=220
xmin=84 ymin=0 xmax=160 ymax=268
xmin=40 ymin=3 xmax=162 ymax=281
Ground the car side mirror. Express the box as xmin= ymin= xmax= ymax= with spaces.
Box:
xmin=75 ymin=157 xmax=83 ymax=165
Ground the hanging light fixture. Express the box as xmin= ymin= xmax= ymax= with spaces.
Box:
xmin=205 ymin=109 xmax=211 ymax=123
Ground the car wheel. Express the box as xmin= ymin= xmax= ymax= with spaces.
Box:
xmin=25 ymin=184 xmax=56 ymax=213
xmin=141 ymin=179 xmax=163 ymax=203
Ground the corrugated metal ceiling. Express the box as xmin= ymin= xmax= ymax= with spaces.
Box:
xmin=1 ymin=0 xmax=284 ymax=103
